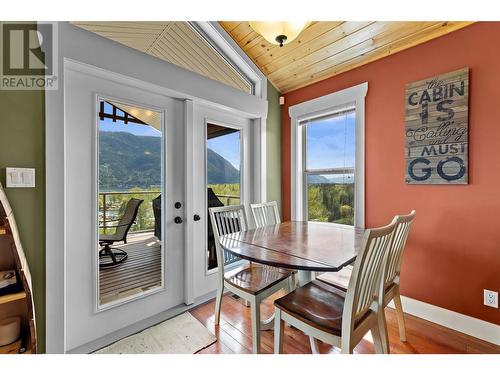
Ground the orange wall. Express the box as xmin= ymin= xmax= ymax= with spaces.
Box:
xmin=281 ymin=22 xmax=500 ymax=325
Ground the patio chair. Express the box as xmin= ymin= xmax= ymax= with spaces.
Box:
xmin=152 ymin=195 xmax=161 ymax=240
xmin=99 ymin=198 xmax=143 ymax=268
xmin=207 ymin=188 xmax=224 ymax=269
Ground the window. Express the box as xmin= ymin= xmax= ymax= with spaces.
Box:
xmin=289 ymin=82 xmax=367 ymax=228
xmin=302 ymin=109 xmax=356 ymax=225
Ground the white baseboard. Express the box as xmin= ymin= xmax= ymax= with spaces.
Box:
xmin=388 ymin=296 xmax=500 ymax=346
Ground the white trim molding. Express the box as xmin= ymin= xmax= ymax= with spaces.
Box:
xmin=191 ymin=22 xmax=269 ymax=200
xmin=388 ymin=296 xmax=500 ymax=346
xmin=191 ymin=21 xmax=268 ymax=100
xmin=289 ymin=82 xmax=368 ymax=227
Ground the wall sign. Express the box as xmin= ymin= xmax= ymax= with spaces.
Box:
xmin=405 ymin=68 xmax=469 ymax=184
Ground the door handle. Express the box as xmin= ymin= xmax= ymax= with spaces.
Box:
xmin=193 ymin=214 xmax=201 ymax=221
xmin=174 ymin=216 xmax=183 ymax=224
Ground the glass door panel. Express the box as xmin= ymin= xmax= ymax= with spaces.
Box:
xmin=206 ymin=123 xmax=241 ymax=271
xmin=97 ymin=98 xmax=164 ymax=307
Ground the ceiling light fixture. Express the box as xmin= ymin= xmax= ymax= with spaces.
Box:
xmin=248 ymin=21 xmax=309 ymax=47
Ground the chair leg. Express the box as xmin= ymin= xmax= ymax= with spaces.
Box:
xmin=251 ymin=299 xmax=261 ymax=354
xmin=371 ymin=323 xmax=385 ymax=354
xmin=377 ymin=309 xmax=390 ymax=354
xmin=309 ymin=337 xmax=320 ymax=354
xmin=393 ymin=288 xmax=407 ymax=342
xmin=340 ymin=337 xmax=353 ymax=354
xmin=274 ymin=309 xmax=284 ymax=354
xmin=214 ymin=284 xmax=224 ymax=325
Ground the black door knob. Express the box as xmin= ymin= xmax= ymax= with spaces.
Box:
xmin=174 ymin=216 xmax=183 ymax=224
xmin=193 ymin=214 xmax=201 ymax=221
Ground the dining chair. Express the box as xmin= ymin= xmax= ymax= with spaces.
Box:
xmin=209 ymin=204 xmax=294 ymax=353
xmin=250 ymin=201 xmax=281 ymax=227
xmin=316 ymin=211 xmax=416 ymax=352
xmin=273 ymin=221 xmax=396 ymax=354
xmin=250 ymin=202 xmax=297 ymax=291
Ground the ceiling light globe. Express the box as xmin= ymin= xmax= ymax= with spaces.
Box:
xmin=249 ymin=21 xmax=309 ymax=47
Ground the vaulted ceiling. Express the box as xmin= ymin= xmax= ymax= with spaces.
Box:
xmin=72 ymin=22 xmax=252 ymax=93
xmin=220 ymin=21 xmax=474 ymax=93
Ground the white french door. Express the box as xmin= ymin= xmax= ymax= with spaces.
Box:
xmin=188 ymin=103 xmax=258 ymax=300
xmin=64 ymin=63 xmax=185 ymax=351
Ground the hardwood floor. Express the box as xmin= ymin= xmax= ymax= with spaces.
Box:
xmin=190 ymin=292 xmax=500 ymax=354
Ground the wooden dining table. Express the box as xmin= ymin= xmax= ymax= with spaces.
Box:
xmin=220 ymin=221 xmax=365 ymax=287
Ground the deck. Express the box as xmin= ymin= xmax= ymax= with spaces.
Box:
xmin=99 ymin=232 xmax=162 ymax=305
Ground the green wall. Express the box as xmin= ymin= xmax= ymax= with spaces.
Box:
xmin=266 ymin=81 xmax=282 ymax=215
xmin=0 ymin=88 xmax=46 ymax=353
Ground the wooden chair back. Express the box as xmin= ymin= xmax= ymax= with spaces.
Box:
xmin=342 ymin=221 xmax=396 ymax=333
xmin=208 ymin=205 xmax=249 ymax=278
xmin=250 ymin=201 xmax=281 ymax=228
xmin=385 ymin=210 xmax=416 ymax=286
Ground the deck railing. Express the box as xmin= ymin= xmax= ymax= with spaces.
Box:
xmin=99 ymin=190 xmax=161 ymax=234
xmin=99 ymin=191 xmax=240 ymax=234
xmin=215 ymin=194 xmax=240 ymax=206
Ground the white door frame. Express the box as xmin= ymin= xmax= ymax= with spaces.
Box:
xmin=45 ymin=22 xmax=268 ymax=353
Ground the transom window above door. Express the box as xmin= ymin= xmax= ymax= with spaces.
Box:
xmin=302 ymin=109 xmax=356 ymax=225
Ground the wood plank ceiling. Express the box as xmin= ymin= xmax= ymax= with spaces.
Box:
xmin=220 ymin=21 xmax=474 ymax=93
xmin=72 ymin=22 xmax=252 ymax=93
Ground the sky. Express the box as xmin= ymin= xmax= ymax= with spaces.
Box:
xmin=98 ymin=100 xmax=351 ymax=172
xmin=306 ymin=112 xmax=355 ymax=170
xmin=207 ymin=132 xmax=241 ymax=170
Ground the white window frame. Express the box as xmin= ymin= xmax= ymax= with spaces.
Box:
xmin=289 ymin=82 xmax=368 ymax=228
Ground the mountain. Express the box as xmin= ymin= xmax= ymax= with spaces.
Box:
xmin=327 ymin=175 xmax=354 ymax=184
xmin=308 ymin=175 xmax=355 ymax=184
xmin=308 ymin=175 xmax=330 ymax=183
xmin=99 ymin=131 xmax=239 ymax=190
xmin=207 ymin=148 xmax=240 ymax=184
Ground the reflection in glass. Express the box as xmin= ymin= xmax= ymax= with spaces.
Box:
xmin=206 ymin=123 xmax=241 ymax=270
xmin=97 ymin=99 xmax=163 ymax=306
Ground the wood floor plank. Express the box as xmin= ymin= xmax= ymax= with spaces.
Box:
xmin=190 ymin=294 xmax=500 ymax=354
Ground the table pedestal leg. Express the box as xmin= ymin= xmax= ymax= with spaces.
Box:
xmin=298 ymin=270 xmax=315 ymax=286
